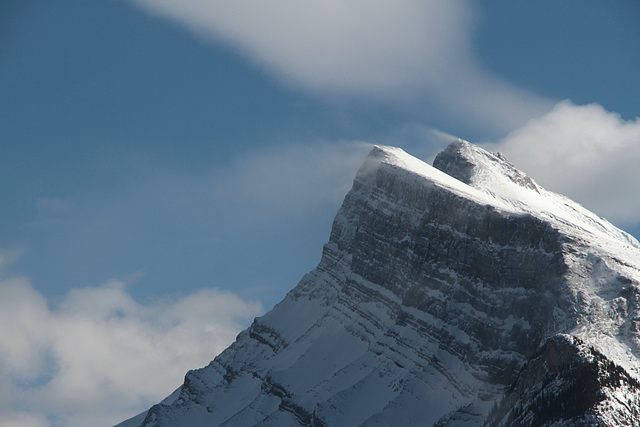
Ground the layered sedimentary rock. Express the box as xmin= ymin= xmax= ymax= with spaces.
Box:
xmin=119 ymin=141 xmax=640 ymax=426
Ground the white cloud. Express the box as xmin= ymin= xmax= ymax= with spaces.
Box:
xmin=210 ymin=141 xmax=373 ymax=219
xmin=128 ymin=0 xmax=553 ymax=132
xmin=482 ymin=100 xmax=640 ymax=224
xmin=0 ymin=277 xmax=263 ymax=427
xmin=130 ymin=0 xmax=471 ymax=96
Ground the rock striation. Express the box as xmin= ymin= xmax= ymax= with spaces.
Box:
xmin=118 ymin=141 xmax=640 ymax=426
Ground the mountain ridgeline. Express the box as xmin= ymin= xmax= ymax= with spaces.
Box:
xmin=119 ymin=141 xmax=640 ymax=426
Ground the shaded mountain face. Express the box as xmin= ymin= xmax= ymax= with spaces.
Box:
xmin=119 ymin=141 xmax=640 ymax=427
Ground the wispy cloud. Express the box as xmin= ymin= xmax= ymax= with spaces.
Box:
xmin=129 ymin=0 xmax=471 ymax=96
xmin=0 ymin=277 xmax=262 ymax=427
xmin=482 ymin=100 xmax=640 ymax=225
xmin=0 ymin=247 xmax=26 ymax=279
xmin=210 ymin=141 xmax=373 ymax=219
xmin=128 ymin=0 xmax=553 ymax=133
xmin=14 ymin=140 xmax=373 ymax=304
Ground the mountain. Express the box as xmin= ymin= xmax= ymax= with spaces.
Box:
xmin=118 ymin=140 xmax=640 ymax=426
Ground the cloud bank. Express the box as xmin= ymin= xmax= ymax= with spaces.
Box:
xmin=0 ymin=277 xmax=262 ymax=427
xmin=483 ymin=101 xmax=640 ymax=225
xmin=128 ymin=0 xmax=552 ymax=132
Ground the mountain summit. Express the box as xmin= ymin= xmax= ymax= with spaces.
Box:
xmin=119 ymin=141 xmax=640 ymax=426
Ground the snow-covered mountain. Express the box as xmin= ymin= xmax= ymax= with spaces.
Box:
xmin=118 ymin=141 xmax=640 ymax=426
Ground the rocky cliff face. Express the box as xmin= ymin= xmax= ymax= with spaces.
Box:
xmin=118 ymin=141 xmax=640 ymax=426
xmin=485 ymin=334 xmax=640 ymax=426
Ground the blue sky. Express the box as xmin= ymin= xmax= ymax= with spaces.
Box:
xmin=1 ymin=1 xmax=640 ymax=425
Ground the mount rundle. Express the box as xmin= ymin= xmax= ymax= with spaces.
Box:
xmin=119 ymin=141 xmax=640 ymax=426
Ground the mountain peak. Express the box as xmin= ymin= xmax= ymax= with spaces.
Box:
xmin=433 ymin=139 xmax=539 ymax=192
xmin=119 ymin=141 xmax=640 ymax=427
xmin=431 ymin=140 xmax=640 ymax=253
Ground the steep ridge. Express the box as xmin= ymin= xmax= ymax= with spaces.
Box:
xmin=119 ymin=141 xmax=640 ymax=426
